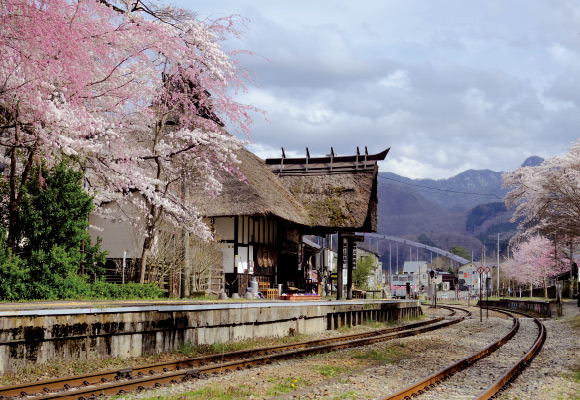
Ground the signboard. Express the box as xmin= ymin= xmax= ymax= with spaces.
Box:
xmin=342 ymin=237 xmax=348 ymax=268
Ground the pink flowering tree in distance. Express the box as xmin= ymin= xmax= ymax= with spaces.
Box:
xmin=503 ymin=139 xmax=580 ymax=291
xmin=503 ymin=139 xmax=580 ymax=241
xmin=503 ymin=236 xmax=568 ymax=297
xmin=0 ymin=0 xmax=260 ymax=282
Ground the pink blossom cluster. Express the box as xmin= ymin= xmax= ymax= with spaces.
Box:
xmin=0 ymin=0 xmax=259 ymax=248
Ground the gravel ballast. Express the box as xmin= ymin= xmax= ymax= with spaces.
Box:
xmin=116 ymin=305 xmax=580 ymax=400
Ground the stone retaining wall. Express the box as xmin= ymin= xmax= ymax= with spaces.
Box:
xmin=0 ymin=300 xmax=421 ymax=372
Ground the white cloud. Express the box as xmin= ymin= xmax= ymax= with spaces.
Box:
xmin=175 ymin=0 xmax=580 ymax=178
xmin=462 ymin=88 xmax=494 ymax=117
xmin=379 ymin=70 xmax=410 ymax=89
xmin=548 ymin=43 xmax=580 ymax=67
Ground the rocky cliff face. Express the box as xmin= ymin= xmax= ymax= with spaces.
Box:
xmin=377 ymin=156 xmax=543 ymax=257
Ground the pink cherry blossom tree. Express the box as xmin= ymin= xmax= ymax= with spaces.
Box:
xmin=503 ymin=236 xmax=568 ymax=297
xmin=0 ymin=0 xmax=260 ymax=282
xmin=503 ymin=139 xmax=580 ymax=240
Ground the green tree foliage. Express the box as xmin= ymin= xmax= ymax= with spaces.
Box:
xmin=450 ymin=245 xmax=471 ymax=261
xmin=417 ymin=233 xmax=437 ymax=247
xmin=353 ymin=256 xmax=375 ymax=290
xmin=19 ymin=158 xmax=106 ymax=275
xmin=465 ymin=202 xmax=507 ymax=232
xmin=0 ymin=158 xmax=110 ymax=300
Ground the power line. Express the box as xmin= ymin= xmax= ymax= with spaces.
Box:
xmin=378 ymin=175 xmax=504 ymax=199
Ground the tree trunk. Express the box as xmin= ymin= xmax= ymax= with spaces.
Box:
xmin=7 ymin=120 xmax=36 ymax=251
xmin=139 ymin=236 xmax=152 ymax=284
xmin=139 ymin=206 xmax=158 ymax=284
xmin=543 ymin=277 xmax=547 ymax=298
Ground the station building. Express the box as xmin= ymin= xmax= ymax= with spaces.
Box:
xmin=89 ymin=146 xmax=390 ymax=299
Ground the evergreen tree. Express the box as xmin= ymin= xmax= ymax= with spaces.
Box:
xmin=0 ymin=157 xmax=106 ymax=300
xmin=18 ymin=158 xmax=106 ymax=276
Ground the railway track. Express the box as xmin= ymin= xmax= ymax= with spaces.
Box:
xmin=0 ymin=307 xmax=468 ymax=400
xmin=379 ymin=307 xmax=546 ymax=400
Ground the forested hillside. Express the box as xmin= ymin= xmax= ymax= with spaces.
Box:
xmin=376 ymin=156 xmax=542 ymax=261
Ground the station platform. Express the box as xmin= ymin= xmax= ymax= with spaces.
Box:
xmin=0 ymin=298 xmax=409 ymax=316
xmin=0 ymin=298 xmax=421 ymax=373
xmin=561 ymin=300 xmax=580 ymax=318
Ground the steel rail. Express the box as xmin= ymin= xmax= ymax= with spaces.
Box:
xmin=0 ymin=314 xmax=450 ymax=399
xmin=379 ymin=308 xmax=519 ymax=400
xmin=474 ymin=310 xmax=546 ymax=400
xmin=379 ymin=307 xmax=545 ymax=400
xmin=30 ymin=316 xmax=467 ymax=400
xmin=1 ymin=312 xmax=464 ymax=399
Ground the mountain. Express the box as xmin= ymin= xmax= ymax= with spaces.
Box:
xmin=376 ymin=156 xmax=544 ymax=262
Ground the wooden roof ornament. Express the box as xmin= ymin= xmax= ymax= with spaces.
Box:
xmin=266 ymin=147 xmax=389 ymax=176
xmin=266 ymin=147 xmax=390 ymax=233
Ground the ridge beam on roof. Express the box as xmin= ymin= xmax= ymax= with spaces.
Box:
xmin=265 ymin=147 xmax=390 ymax=175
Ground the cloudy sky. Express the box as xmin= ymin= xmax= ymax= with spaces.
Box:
xmin=174 ymin=0 xmax=580 ymax=179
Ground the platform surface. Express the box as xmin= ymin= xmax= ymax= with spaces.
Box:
xmin=0 ymin=298 xmax=411 ymax=317
xmin=561 ymin=300 xmax=580 ymax=318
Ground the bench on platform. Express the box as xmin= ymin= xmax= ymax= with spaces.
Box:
xmin=258 ymin=282 xmax=279 ymax=300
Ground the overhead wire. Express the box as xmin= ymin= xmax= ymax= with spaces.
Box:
xmin=378 ymin=175 xmax=505 ymax=200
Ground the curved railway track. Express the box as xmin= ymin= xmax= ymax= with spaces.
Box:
xmin=379 ymin=307 xmax=546 ymax=400
xmin=0 ymin=306 xmax=468 ymax=400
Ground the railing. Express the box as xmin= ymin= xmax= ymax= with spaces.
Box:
xmin=479 ymin=298 xmax=560 ymax=318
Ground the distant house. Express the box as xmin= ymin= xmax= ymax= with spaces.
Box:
xmin=403 ymin=261 xmax=427 ymax=275
xmin=458 ymin=262 xmax=481 ymax=293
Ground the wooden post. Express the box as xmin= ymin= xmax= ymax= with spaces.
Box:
xmin=347 ymin=237 xmax=353 ymax=300
xmin=337 ymin=232 xmax=343 ymax=300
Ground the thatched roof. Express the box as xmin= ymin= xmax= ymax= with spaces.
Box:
xmin=274 ymin=167 xmax=379 ymax=231
xmin=190 ymin=147 xmax=310 ymax=225
xmin=192 ymin=146 xmax=387 ymax=232
xmin=265 ymin=148 xmax=389 ymax=232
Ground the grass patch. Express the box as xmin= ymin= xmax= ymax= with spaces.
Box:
xmin=314 ymin=365 xmax=348 ymax=377
xmin=133 ymin=385 xmax=253 ymax=400
xmin=350 ymin=343 xmax=408 ymax=364
xmin=177 ymin=333 xmax=310 ymax=357
xmin=266 ymin=376 xmax=310 ymax=396
xmin=0 ymin=356 xmax=139 ymax=386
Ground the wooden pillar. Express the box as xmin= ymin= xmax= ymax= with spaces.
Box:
xmin=337 ymin=233 xmax=344 ymax=300
xmin=347 ymin=236 xmax=353 ymax=300
xmin=232 ymin=216 xmax=239 ymax=295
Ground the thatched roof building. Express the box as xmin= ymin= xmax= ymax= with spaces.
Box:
xmin=190 ymin=147 xmax=310 ymax=225
xmin=265 ymin=148 xmax=389 ymax=233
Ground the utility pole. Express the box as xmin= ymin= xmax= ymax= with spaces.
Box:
xmin=389 ymin=241 xmax=392 ymax=286
xmin=481 ymin=245 xmax=484 ymax=299
xmin=497 ymin=233 xmax=500 ymax=297
xmin=396 ymin=242 xmax=399 ymax=274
